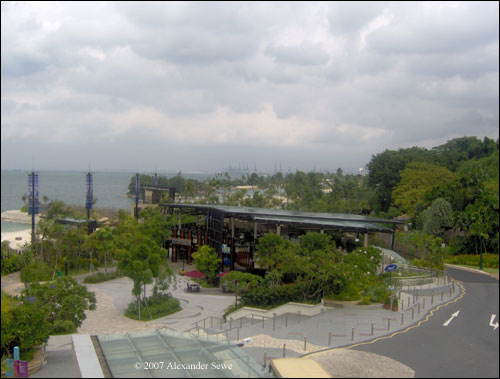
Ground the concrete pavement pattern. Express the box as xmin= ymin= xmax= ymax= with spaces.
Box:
xmin=1 ymin=265 xmax=463 ymax=378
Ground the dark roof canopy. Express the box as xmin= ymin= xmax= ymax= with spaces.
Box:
xmin=160 ymin=203 xmax=401 ymax=234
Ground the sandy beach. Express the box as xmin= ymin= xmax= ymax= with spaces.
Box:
xmin=1 ymin=209 xmax=40 ymax=224
xmin=1 ymin=228 xmax=33 ymax=250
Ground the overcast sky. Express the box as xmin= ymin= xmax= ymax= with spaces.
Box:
xmin=1 ymin=1 xmax=498 ymax=174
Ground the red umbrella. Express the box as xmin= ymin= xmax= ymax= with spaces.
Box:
xmin=185 ymin=270 xmax=205 ymax=278
xmin=219 ymin=270 xmax=231 ymax=278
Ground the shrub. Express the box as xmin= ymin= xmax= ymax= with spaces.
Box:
xmin=410 ymin=258 xmax=444 ymax=271
xmin=83 ymin=270 xmax=124 ymax=284
xmin=329 ymin=282 xmax=362 ymax=301
xmin=240 ymin=282 xmax=303 ymax=307
xmin=1 ymin=254 xmax=23 ymax=275
xmin=221 ymin=271 xmax=262 ymax=292
xmin=125 ymin=293 xmax=181 ymax=320
xmin=358 ymin=296 xmax=371 ymax=305
xmin=362 ymin=281 xmax=389 ymax=304
xmin=1 ymin=300 xmax=51 ymax=358
xmin=20 ymin=260 xmax=53 ymax=283
xmin=444 ymin=254 xmax=499 ymax=269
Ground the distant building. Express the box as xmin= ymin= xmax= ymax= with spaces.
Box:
xmin=358 ymin=166 xmax=369 ymax=176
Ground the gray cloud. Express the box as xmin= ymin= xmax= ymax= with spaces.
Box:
xmin=1 ymin=2 xmax=498 ymax=173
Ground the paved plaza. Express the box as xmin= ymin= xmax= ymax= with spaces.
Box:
xmin=1 ymin=261 xmax=466 ymax=378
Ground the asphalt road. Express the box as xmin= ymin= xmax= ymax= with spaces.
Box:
xmin=352 ymin=267 xmax=499 ymax=378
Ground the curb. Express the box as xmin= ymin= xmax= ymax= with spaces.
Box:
xmin=445 ymin=264 xmax=499 ymax=280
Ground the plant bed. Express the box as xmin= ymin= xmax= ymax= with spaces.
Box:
xmin=125 ymin=293 xmax=182 ymax=321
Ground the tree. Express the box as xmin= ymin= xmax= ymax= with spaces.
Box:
xmin=21 ymin=277 xmax=96 ymax=334
xmin=113 ymin=215 xmax=171 ymax=319
xmin=367 ymin=147 xmax=437 ymax=213
xmin=392 ymin=162 xmax=456 ymax=217
xmin=294 ymin=232 xmax=340 ymax=301
xmin=254 ymin=234 xmax=292 ymax=272
xmin=192 ymin=246 xmax=221 ymax=285
xmin=1 ymin=301 xmax=51 ymax=358
xmin=422 ymin=198 xmax=454 ymax=237
xmin=433 ymin=136 xmax=496 ymax=171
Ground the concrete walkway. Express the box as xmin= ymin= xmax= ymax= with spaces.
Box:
xmin=1 ymin=261 xmax=461 ymax=378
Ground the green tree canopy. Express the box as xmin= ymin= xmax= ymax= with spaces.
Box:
xmin=423 ymin=198 xmax=454 ymax=237
xmin=392 ymin=162 xmax=456 ymax=217
xmin=192 ymin=246 xmax=221 ymax=285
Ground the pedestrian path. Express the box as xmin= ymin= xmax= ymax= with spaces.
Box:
xmin=1 ymin=260 xmax=462 ymax=378
xmin=186 ymin=275 xmax=461 ymax=357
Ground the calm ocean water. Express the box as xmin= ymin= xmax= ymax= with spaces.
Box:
xmin=1 ymin=170 xmax=135 ymax=232
xmin=1 ymin=170 xmax=211 ymax=233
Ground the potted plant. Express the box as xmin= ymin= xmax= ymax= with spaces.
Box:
xmin=383 ymin=295 xmax=391 ymax=310
xmin=392 ymin=297 xmax=398 ymax=312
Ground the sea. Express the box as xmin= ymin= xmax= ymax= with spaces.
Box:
xmin=1 ymin=170 xmax=210 ymax=233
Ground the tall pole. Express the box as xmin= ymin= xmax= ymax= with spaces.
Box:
xmin=135 ymin=173 xmax=139 ymax=220
xmin=30 ymin=172 xmax=35 ymax=251
xmin=86 ymin=172 xmax=93 ymax=220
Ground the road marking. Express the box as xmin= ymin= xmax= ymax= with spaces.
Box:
xmin=490 ymin=314 xmax=499 ymax=330
xmin=304 ymin=281 xmax=466 ymax=357
xmin=443 ymin=311 xmax=460 ymax=327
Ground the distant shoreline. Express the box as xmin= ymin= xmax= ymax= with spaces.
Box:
xmin=1 ymin=210 xmax=40 ymax=224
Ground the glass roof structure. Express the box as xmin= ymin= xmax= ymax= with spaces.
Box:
xmin=97 ymin=328 xmax=270 ymax=378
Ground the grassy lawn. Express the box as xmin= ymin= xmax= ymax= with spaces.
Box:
xmin=451 ymin=264 xmax=499 ymax=275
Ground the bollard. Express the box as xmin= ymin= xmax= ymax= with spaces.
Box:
xmin=252 ymin=314 xmax=254 ymax=326
xmin=418 ymin=303 xmax=420 ymax=314
xmin=449 ymin=287 xmax=452 ymax=297
xmin=412 ymin=308 xmax=415 ymax=320
xmin=273 ymin=315 xmax=276 ymax=331
xmin=328 ymin=331 xmax=332 ymax=345
xmin=371 ymin=323 xmax=374 ymax=335
xmin=453 ymin=283 xmax=455 ymax=293
xmin=304 ymin=336 xmax=307 ymax=351
xmin=352 ymin=328 xmax=354 ymax=341
xmin=441 ymin=292 xmax=443 ymax=301
xmin=264 ymin=351 xmax=267 ymax=368
xmin=283 ymin=344 xmax=286 ymax=358
xmin=423 ymin=298 xmax=426 ymax=309
xmin=387 ymin=319 xmax=390 ymax=330
xmin=431 ymin=294 xmax=434 ymax=305
xmin=401 ymin=313 xmax=404 ymax=325
xmin=408 ymin=297 xmax=410 ymax=307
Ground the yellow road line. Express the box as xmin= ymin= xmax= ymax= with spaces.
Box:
xmin=304 ymin=281 xmax=466 ymax=358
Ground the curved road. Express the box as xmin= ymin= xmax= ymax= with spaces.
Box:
xmin=352 ymin=266 xmax=499 ymax=377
